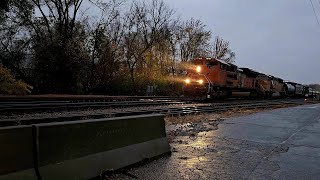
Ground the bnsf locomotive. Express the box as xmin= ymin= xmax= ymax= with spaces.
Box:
xmin=183 ymin=57 xmax=319 ymax=99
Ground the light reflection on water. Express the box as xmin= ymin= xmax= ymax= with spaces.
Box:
xmin=175 ymin=131 xmax=218 ymax=172
xmin=184 ymin=156 xmax=209 ymax=169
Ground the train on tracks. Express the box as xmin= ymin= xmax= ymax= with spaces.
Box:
xmin=183 ymin=57 xmax=320 ymax=100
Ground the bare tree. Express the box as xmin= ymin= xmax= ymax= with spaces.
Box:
xmin=167 ymin=18 xmax=182 ymax=76
xmin=86 ymin=0 xmax=125 ymax=90
xmin=28 ymin=0 xmax=85 ymax=42
xmin=122 ymin=0 xmax=174 ymax=94
xmin=178 ymin=18 xmax=211 ymax=61
xmin=26 ymin=0 xmax=93 ymax=93
xmin=0 ymin=0 xmax=34 ymax=80
xmin=211 ymin=36 xmax=235 ymax=63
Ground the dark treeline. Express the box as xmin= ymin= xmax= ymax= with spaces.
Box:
xmin=309 ymin=84 xmax=320 ymax=91
xmin=0 ymin=0 xmax=235 ymax=95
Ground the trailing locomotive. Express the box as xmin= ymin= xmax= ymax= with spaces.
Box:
xmin=183 ymin=57 xmax=312 ymax=99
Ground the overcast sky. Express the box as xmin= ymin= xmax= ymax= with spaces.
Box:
xmin=163 ymin=0 xmax=320 ymax=84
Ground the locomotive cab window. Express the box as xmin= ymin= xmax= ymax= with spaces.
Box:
xmin=220 ymin=63 xmax=227 ymax=70
xmin=227 ymin=65 xmax=237 ymax=72
xmin=206 ymin=61 xmax=218 ymax=69
xmin=194 ymin=60 xmax=203 ymax=65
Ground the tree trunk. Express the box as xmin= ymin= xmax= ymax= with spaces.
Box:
xmin=130 ymin=68 xmax=136 ymax=95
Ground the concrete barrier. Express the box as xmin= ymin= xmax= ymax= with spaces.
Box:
xmin=36 ymin=114 xmax=170 ymax=179
xmin=0 ymin=115 xmax=170 ymax=180
xmin=0 ymin=126 xmax=37 ymax=180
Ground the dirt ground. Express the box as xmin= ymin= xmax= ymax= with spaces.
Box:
xmin=164 ymin=104 xmax=295 ymax=125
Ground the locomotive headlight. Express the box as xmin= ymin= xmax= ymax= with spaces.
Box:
xmin=196 ymin=66 xmax=201 ymax=73
xmin=198 ymin=79 xmax=204 ymax=84
xmin=185 ymin=78 xmax=190 ymax=84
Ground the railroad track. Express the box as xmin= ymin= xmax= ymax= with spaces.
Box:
xmin=0 ymin=94 xmax=308 ymax=114
xmin=0 ymin=98 xmax=191 ymax=113
xmin=0 ymin=95 xmax=189 ymax=102
xmin=0 ymin=99 xmax=315 ymax=127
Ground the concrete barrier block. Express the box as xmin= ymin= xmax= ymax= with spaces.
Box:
xmin=0 ymin=126 xmax=36 ymax=180
xmin=36 ymin=114 xmax=170 ymax=179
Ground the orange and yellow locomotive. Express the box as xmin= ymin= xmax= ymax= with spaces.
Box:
xmin=183 ymin=58 xmax=287 ymax=99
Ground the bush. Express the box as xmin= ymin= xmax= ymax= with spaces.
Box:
xmin=0 ymin=65 xmax=33 ymax=95
xmin=153 ymin=78 xmax=183 ymax=96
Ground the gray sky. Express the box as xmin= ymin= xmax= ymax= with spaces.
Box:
xmin=164 ymin=0 xmax=320 ymax=84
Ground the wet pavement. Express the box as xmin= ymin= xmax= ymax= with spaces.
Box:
xmin=112 ymin=104 xmax=320 ymax=180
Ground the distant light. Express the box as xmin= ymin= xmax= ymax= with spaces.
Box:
xmin=185 ymin=79 xmax=190 ymax=84
xmin=198 ymin=79 xmax=203 ymax=84
xmin=196 ymin=66 xmax=201 ymax=73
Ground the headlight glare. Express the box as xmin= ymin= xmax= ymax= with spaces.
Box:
xmin=196 ymin=66 xmax=201 ymax=73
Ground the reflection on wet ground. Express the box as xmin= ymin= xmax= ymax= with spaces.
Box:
xmin=111 ymin=104 xmax=320 ymax=180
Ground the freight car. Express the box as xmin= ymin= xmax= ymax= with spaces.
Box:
xmin=284 ymin=82 xmax=309 ymax=98
xmin=308 ymin=89 xmax=320 ymax=100
xmin=183 ymin=57 xmax=307 ymax=99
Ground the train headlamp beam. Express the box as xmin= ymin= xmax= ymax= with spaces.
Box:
xmin=196 ymin=66 xmax=201 ymax=73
